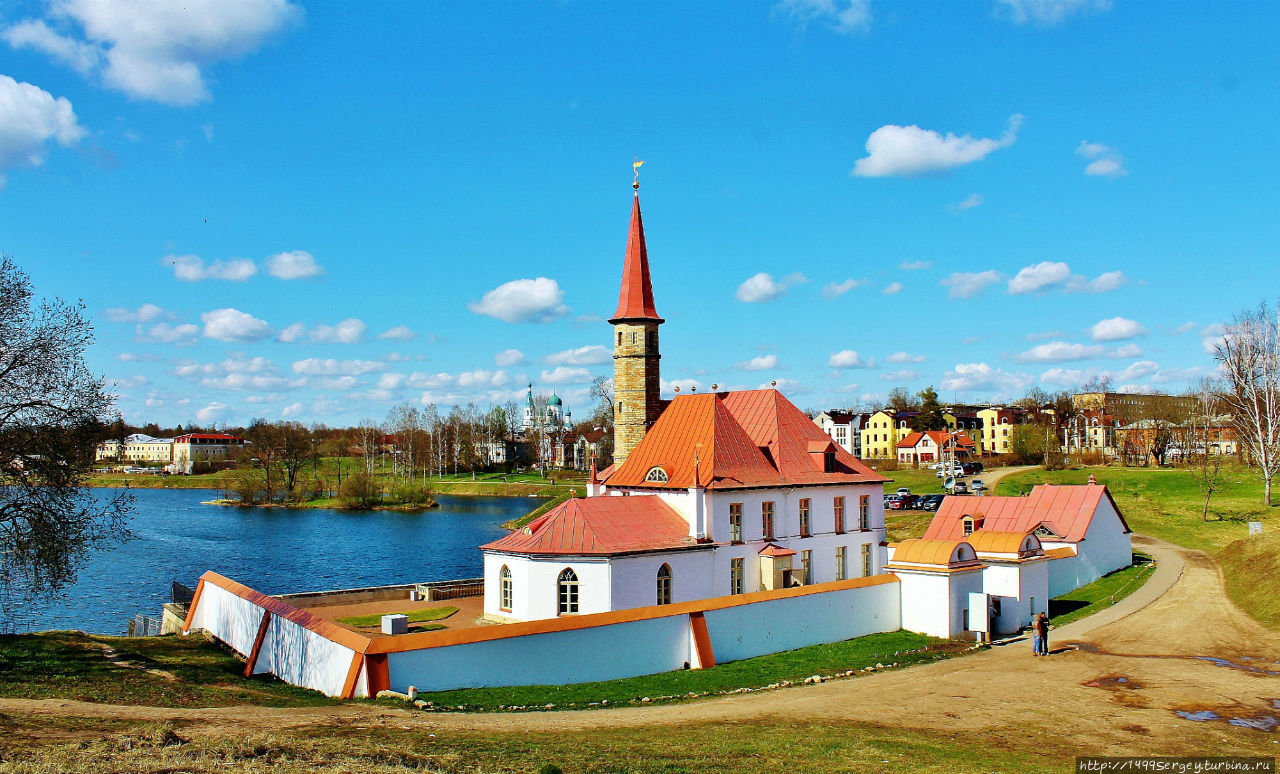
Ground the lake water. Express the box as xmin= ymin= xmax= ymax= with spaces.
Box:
xmin=5 ymin=488 xmax=537 ymax=635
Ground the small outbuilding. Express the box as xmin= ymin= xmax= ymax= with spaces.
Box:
xmin=884 ymin=539 xmax=985 ymax=639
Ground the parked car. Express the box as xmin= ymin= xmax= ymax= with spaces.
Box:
xmin=951 ymin=481 xmax=969 ymax=495
xmin=962 ymin=461 xmax=985 ymax=475
xmin=883 ymin=494 xmax=903 ymax=507
xmin=970 ymin=479 xmax=986 ymax=493
xmin=887 ymin=494 xmax=919 ymax=510
xmin=919 ymin=494 xmax=945 ymax=511
xmin=896 ymin=487 xmax=912 ymax=497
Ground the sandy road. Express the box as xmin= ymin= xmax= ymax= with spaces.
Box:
xmin=4 ymin=535 xmax=1278 ymax=754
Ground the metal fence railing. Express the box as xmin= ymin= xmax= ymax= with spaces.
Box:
xmin=416 ymin=578 xmax=484 ymax=602
xmin=128 ymin=614 xmax=163 ymax=637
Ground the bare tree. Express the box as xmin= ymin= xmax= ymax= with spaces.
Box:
xmin=278 ymin=421 xmax=311 ymax=494
xmin=356 ymin=418 xmax=381 ymax=475
xmin=0 ymin=257 xmax=133 ymax=619
xmin=1184 ymin=379 xmax=1226 ymax=521
xmin=1216 ymin=302 xmax=1280 ymax=505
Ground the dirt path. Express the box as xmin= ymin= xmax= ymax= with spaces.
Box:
xmin=4 ymin=535 xmax=1277 ymax=754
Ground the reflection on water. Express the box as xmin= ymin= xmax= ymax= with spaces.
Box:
xmin=5 ymin=488 xmax=535 ymax=635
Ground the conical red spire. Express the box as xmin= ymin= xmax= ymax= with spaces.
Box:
xmin=609 ymin=194 xmax=664 ymax=324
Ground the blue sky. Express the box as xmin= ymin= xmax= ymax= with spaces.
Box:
xmin=2 ymin=0 xmax=1276 ymax=428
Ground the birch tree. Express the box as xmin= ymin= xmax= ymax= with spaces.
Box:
xmin=1215 ymin=303 xmax=1280 ymax=505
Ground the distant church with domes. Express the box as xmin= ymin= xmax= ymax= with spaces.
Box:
xmin=521 ymin=383 xmax=569 ymax=432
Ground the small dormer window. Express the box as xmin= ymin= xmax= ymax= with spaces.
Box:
xmin=644 ymin=466 xmax=669 ymax=483
xmin=824 ymin=451 xmax=836 ymax=472
xmin=962 ymin=516 xmax=975 ymax=536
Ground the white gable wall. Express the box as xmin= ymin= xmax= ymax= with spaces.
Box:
xmin=1047 ymin=497 xmax=1132 ymax=597
xmin=608 ymin=550 xmax=716 ymax=610
xmin=980 ymin=559 xmax=1048 ymax=634
xmin=483 ymin=552 xmax=613 ymax=621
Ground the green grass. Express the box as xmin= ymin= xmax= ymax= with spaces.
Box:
xmin=335 ymin=606 xmax=458 ymax=628
xmin=504 ymin=488 xmax=574 ymax=529
xmin=399 ymin=631 xmax=968 ymax=711
xmin=1048 ymin=552 xmax=1155 ymax=626
xmin=0 ymin=632 xmax=336 ymax=708
xmin=1219 ymin=529 xmax=1280 ymax=629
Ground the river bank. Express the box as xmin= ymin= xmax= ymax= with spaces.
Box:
xmin=201 ymin=497 xmax=442 ymax=513
xmin=87 ymin=474 xmax=578 ymax=500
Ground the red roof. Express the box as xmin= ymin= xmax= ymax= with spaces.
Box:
xmin=896 ymin=430 xmax=976 ymax=450
xmin=923 ymin=484 xmax=1130 ymax=543
xmin=609 ymin=194 xmax=663 ymax=324
xmin=606 ymin=389 xmax=888 ymax=490
xmin=481 ymin=496 xmax=699 ymax=556
xmin=758 ymin=543 xmax=797 ymax=557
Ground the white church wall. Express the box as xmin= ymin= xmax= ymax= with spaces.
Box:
xmin=609 ymin=551 xmax=716 ymax=611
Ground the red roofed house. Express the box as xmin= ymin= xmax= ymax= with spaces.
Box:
xmin=171 ymin=433 xmax=246 ymax=473
xmin=482 ymin=185 xmax=891 ymax=622
xmin=922 ymin=476 xmax=1131 ymax=596
xmin=895 ymin=430 xmax=976 ymax=465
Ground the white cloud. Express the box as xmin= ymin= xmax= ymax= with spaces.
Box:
xmin=196 ymin=401 xmax=226 ymax=424
xmin=882 ymin=281 xmax=904 ymax=295
xmin=886 ymin=352 xmax=927 ymax=364
xmin=291 ymin=358 xmax=386 ymax=376
xmin=880 ymin=369 xmax=921 ymax=382
xmin=941 ymin=269 xmax=1003 ymax=299
xmin=201 ymin=373 xmax=300 ymax=391
xmin=201 ymin=307 xmax=270 ymax=342
xmin=821 ymin=278 xmax=866 ymax=300
xmin=1014 ymin=341 xmax=1106 ymax=363
xmin=1089 ymin=316 xmax=1147 ymax=341
xmin=313 ymin=376 xmax=358 ymax=391
xmin=661 ymin=378 xmax=704 ymax=395
xmin=1079 ymin=270 xmax=1128 ymax=293
xmin=540 ymin=366 xmax=593 ymax=385
xmin=1008 ymin=261 xmax=1071 ymax=294
xmin=310 ymin=318 xmax=366 ymax=344
xmin=281 ymin=401 xmax=303 ymax=418
xmin=545 ymin=345 xmax=611 ymax=366
xmin=377 ymin=373 xmax=406 ymax=391
xmin=137 ymin=321 xmax=199 ymax=345
xmin=829 ymin=350 xmax=873 ymax=368
xmin=996 ymin=0 xmax=1112 ymax=25
xmin=5 ymin=0 xmax=303 ymax=106
xmin=468 ymin=277 xmax=568 ymax=323
xmin=0 ymin=74 xmax=85 ymax=188
xmin=946 ymin=193 xmax=985 ymax=212
xmin=105 ymin=303 xmax=166 ymax=323
xmin=167 ymin=254 xmax=257 ymax=281
xmin=1076 ymin=140 xmax=1128 ymax=177
xmin=378 ymin=325 xmax=416 ymax=341
xmin=494 ymin=348 xmax=525 ymax=367
xmin=774 ymin=0 xmax=871 ymax=35
xmin=737 ymin=354 xmax=779 ymax=371
xmin=1172 ymin=321 xmax=1196 ymax=336
xmin=409 ymin=369 xmax=511 ymax=392
xmin=898 ymin=260 xmax=932 ymax=271
xmin=174 ymin=356 xmax=276 ymax=379
xmin=1200 ymin=323 xmax=1226 ymax=355
xmin=1111 ymin=343 xmax=1143 ymax=358
xmin=276 ymin=322 xmax=306 ymax=343
xmin=940 ymin=362 xmax=1032 ymax=394
xmin=852 ymin=114 xmax=1023 ymax=177
xmin=265 ymin=250 xmax=322 ymax=279
xmin=736 ymin=272 xmax=804 ymax=303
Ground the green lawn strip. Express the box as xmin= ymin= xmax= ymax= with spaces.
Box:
xmin=335 ymin=606 xmax=458 ymax=628
xmin=1048 ymin=552 xmax=1155 ymax=626
xmin=398 ymin=631 xmax=968 ymax=711
xmin=0 ymin=632 xmax=336 ymax=708
xmin=504 ymin=488 xmax=574 ymax=529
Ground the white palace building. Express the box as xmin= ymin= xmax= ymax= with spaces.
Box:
xmin=182 ymin=182 xmax=1133 ymax=698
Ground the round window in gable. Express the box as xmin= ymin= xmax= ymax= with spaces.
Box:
xmin=644 ymin=466 xmax=669 ymax=483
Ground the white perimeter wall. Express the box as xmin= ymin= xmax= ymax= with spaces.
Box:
xmin=483 ymin=553 xmax=613 ymax=621
xmin=702 ymin=580 xmax=900 ymax=664
xmin=188 ymin=582 xmax=266 ymax=656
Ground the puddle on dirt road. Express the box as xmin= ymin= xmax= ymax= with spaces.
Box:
xmin=1083 ymin=675 xmax=1142 ymax=691
xmin=1064 ymin=642 xmax=1280 ymax=675
xmin=1174 ymin=705 xmax=1279 ymax=733
xmin=1194 ymin=657 xmax=1280 ymax=675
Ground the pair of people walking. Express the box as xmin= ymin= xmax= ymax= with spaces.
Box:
xmin=1031 ymin=612 xmax=1051 ymax=657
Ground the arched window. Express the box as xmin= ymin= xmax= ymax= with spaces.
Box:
xmin=499 ymin=565 xmax=513 ymax=612
xmin=557 ymin=568 xmax=579 ymax=615
xmin=656 ymin=563 xmax=672 ymax=605
xmin=644 ymin=466 xmax=669 ymax=483
xmin=962 ymin=516 xmax=975 ymax=537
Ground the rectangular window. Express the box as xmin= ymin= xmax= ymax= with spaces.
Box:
xmin=834 ymin=496 xmax=845 ymax=534
xmin=801 ymin=549 xmax=812 ymax=584
xmin=861 ymin=543 xmax=872 ymax=577
xmin=835 ymin=546 xmax=847 ymax=581
xmin=729 ymin=503 xmax=743 ymax=543
xmin=762 ymin=501 xmax=775 ymax=539
xmin=799 ymin=498 xmax=811 ymax=537
xmin=730 ymin=558 xmax=744 ymax=595
xmin=859 ymin=495 xmax=870 ymax=531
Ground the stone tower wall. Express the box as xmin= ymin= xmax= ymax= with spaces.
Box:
xmin=613 ymin=321 xmax=661 ymax=464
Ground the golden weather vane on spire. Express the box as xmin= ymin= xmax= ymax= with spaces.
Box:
xmin=633 ymin=155 xmax=645 ymax=190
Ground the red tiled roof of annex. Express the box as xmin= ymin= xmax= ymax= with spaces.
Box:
xmin=604 ymin=389 xmax=889 ymax=490
xmin=895 ymin=430 xmax=976 ymax=450
xmin=923 ymin=483 xmax=1129 ymax=543
xmin=481 ymin=495 xmax=700 ymax=556
xmin=609 ymin=194 xmax=663 ymax=323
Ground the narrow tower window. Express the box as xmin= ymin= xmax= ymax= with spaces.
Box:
xmin=656 ymin=563 xmax=672 ymax=605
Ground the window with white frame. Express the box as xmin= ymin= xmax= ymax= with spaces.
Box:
xmin=835 ymin=546 xmax=847 ymax=581
xmin=499 ymin=565 xmax=513 ymax=611
xmin=730 ymin=558 xmax=744 ymax=595
xmin=557 ymin=567 xmax=579 ymax=615
xmin=656 ymin=563 xmax=672 ymax=605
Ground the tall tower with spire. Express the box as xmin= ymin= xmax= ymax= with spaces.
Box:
xmin=610 ymin=176 xmax=664 ymax=465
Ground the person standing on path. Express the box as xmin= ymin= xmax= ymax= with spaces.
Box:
xmin=1034 ymin=612 xmax=1050 ymax=656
